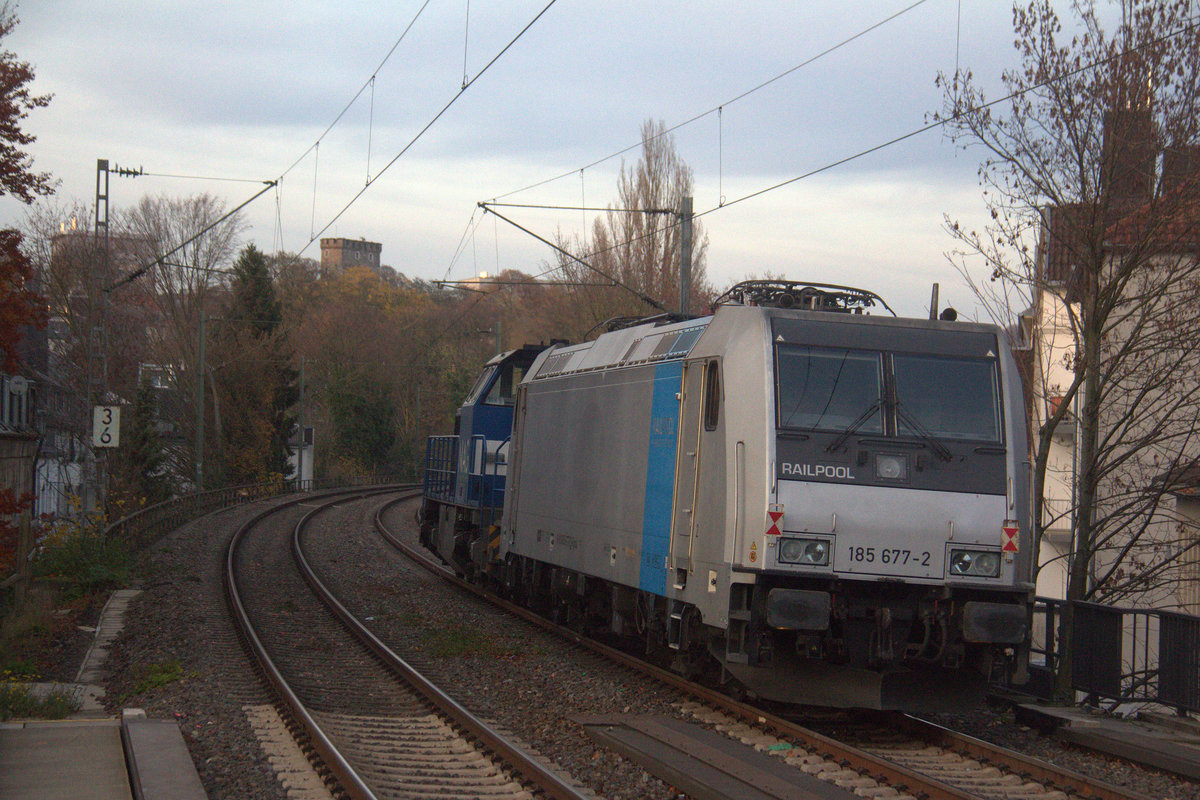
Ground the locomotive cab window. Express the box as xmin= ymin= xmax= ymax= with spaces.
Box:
xmin=703 ymin=360 xmax=721 ymax=431
xmin=464 ymin=366 xmax=497 ymax=405
xmin=484 ymin=363 xmax=527 ymax=406
xmin=893 ymin=354 xmax=1001 ymax=442
xmin=776 ymin=345 xmax=883 ymax=432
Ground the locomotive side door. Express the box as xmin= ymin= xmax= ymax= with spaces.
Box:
xmin=670 ymin=359 xmax=706 ymax=581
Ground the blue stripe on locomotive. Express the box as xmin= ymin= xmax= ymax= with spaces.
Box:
xmin=639 ymin=361 xmax=683 ymax=595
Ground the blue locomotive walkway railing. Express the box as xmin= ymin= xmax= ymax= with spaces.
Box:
xmin=424 ymin=435 xmax=458 ymax=503
xmin=423 ymin=434 xmax=508 ymax=512
xmin=1018 ymin=597 xmax=1200 ymax=715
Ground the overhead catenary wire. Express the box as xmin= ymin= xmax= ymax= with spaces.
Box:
xmin=698 ymin=13 xmax=1200 ymax=219
xmin=279 ymin=0 xmax=434 ymax=182
xmin=482 ymin=11 xmax=1200 ymax=313
xmin=493 ymin=0 xmax=932 ymax=201
xmin=105 ymin=180 xmax=278 ymax=293
xmin=139 ymin=171 xmax=272 ymax=184
xmin=95 ymin=4 xmax=555 ymax=301
xmin=444 ymin=208 xmax=484 ymax=282
xmin=475 ymin=203 xmax=667 ymax=311
xmin=480 ymin=203 xmax=666 ymax=312
xmin=296 ymin=0 xmax=560 ymax=260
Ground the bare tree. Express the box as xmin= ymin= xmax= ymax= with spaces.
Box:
xmin=938 ymin=0 xmax=1200 ymax=696
xmin=554 ymin=119 xmax=711 ymax=336
xmin=117 ymin=194 xmax=245 ymax=488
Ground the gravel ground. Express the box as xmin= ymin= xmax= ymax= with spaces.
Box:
xmin=102 ymin=501 xmax=292 ymax=800
xmin=307 ymin=496 xmax=689 ymax=800
xmin=70 ymin=493 xmax=1200 ymax=800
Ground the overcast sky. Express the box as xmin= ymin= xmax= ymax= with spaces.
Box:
xmin=3 ymin=0 xmax=1040 ymax=318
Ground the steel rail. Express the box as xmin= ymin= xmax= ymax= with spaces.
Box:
xmin=892 ymin=713 xmax=1154 ymax=800
xmin=297 ymin=491 xmax=591 ymax=800
xmin=375 ymin=496 xmax=1154 ymax=800
xmin=224 ymin=485 xmax=410 ymax=800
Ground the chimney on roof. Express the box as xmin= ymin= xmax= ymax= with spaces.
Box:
xmin=1161 ymin=144 xmax=1200 ymax=192
xmin=1102 ymin=106 xmax=1156 ymax=203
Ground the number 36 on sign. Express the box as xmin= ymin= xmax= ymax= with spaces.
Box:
xmin=92 ymin=405 xmax=121 ymax=448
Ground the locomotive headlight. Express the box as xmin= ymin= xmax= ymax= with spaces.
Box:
xmin=949 ymin=548 xmax=1001 ymax=577
xmin=778 ymin=537 xmax=830 ymax=566
xmin=875 ymin=453 xmax=908 ymax=481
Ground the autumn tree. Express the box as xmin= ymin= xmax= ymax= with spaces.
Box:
xmin=0 ymin=228 xmax=44 ymax=372
xmin=284 ymin=265 xmax=443 ymax=478
xmin=939 ymin=0 xmax=1200 ymax=696
xmin=0 ymin=4 xmax=51 ymax=588
xmin=553 ymin=119 xmax=712 ymax=338
xmin=0 ymin=2 xmax=51 ymax=371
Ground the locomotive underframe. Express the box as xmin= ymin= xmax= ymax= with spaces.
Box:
xmin=421 ymin=495 xmax=1028 ymax=709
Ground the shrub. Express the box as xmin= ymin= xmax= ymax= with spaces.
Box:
xmin=32 ymin=517 xmax=133 ymax=602
xmin=0 ymin=681 xmax=81 ymax=721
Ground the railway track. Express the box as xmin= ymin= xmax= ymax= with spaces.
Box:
xmin=224 ymin=486 xmax=591 ymax=800
xmin=370 ymin=495 xmax=1157 ymax=800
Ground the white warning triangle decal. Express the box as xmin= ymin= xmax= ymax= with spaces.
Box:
xmin=987 ymin=349 xmax=996 ymax=357
xmin=776 ymin=335 xmax=785 ymax=342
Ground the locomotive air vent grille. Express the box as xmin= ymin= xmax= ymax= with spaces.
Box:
xmin=667 ymin=327 xmax=704 ymax=356
xmin=535 ymin=352 xmax=574 ymax=378
xmin=649 ymin=333 xmax=678 ymax=359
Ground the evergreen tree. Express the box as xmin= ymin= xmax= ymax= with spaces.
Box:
xmin=109 ymin=374 xmax=171 ymax=510
xmin=231 ymin=243 xmax=283 ymax=337
xmin=219 ymin=244 xmax=298 ymax=483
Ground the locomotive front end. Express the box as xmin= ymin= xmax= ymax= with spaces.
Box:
xmin=720 ymin=304 xmax=1033 ymax=709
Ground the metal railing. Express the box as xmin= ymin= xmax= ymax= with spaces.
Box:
xmin=1024 ymin=596 xmax=1200 ymax=714
xmin=421 ymin=435 xmax=508 ymax=511
xmin=424 ymin=436 xmax=458 ymax=503
xmin=104 ymin=475 xmax=405 ymax=551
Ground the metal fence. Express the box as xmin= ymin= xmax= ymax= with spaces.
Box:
xmin=1026 ymin=597 xmax=1200 ymax=714
xmin=424 ymin=436 xmax=457 ymax=503
xmin=422 ymin=434 xmax=509 ymax=511
xmin=103 ymin=475 xmax=406 ymax=550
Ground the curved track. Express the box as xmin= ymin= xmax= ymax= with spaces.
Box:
xmin=224 ymin=487 xmax=591 ymax=800
xmin=374 ymin=495 xmax=1156 ymax=800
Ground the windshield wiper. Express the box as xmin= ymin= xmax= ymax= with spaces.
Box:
xmin=895 ymin=403 xmax=953 ymax=461
xmin=825 ymin=399 xmax=882 ymax=453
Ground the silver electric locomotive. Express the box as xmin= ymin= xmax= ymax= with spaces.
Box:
xmin=422 ymin=282 xmax=1032 ymax=709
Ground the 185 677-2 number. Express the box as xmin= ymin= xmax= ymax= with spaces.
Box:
xmin=847 ymin=547 xmax=931 ymax=566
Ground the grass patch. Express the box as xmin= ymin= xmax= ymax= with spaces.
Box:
xmin=420 ymin=623 xmax=510 ymax=659
xmin=129 ymin=660 xmax=189 ymax=697
xmin=0 ymin=682 xmax=81 ymax=721
xmin=0 ymin=588 xmax=75 ymax=681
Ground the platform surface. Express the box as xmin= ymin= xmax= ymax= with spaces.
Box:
xmin=0 ymin=719 xmax=133 ymax=800
xmin=1016 ymin=702 xmax=1200 ymax=780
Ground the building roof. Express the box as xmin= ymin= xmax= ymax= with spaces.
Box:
xmin=1105 ymin=179 xmax=1200 ymax=252
xmin=1156 ymin=460 xmax=1200 ymax=499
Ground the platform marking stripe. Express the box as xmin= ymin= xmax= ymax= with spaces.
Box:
xmin=640 ymin=361 xmax=684 ymax=595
